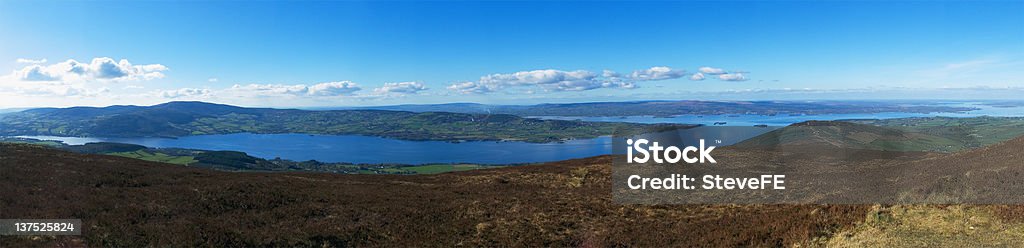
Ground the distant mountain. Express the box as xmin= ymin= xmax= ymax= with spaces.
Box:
xmin=0 ymin=108 xmax=30 ymax=115
xmin=358 ymin=100 xmax=977 ymax=117
xmin=0 ymin=101 xmax=684 ymax=142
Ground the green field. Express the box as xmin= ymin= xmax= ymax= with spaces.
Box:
xmin=855 ymin=116 xmax=1024 ymax=152
xmin=402 ymin=164 xmax=504 ymax=174
xmin=0 ymin=101 xmax=688 ymax=143
xmin=734 ymin=117 xmax=1024 ymax=153
xmin=346 ymin=164 xmax=504 ymax=174
xmin=108 ymin=150 xmax=197 ymax=165
xmin=0 ymin=138 xmax=63 ymax=147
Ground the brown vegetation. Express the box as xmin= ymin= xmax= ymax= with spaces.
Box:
xmin=6 ymin=133 xmax=1024 ymax=247
xmin=1 ymin=143 xmax=869 ymax=247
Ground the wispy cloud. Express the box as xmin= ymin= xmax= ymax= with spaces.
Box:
xmin=160 ymin=88 xmax=212 ymax=98
xmin=226 ymin=81 xmax=362 ymax=97
xmin=6 ymin=82 xmax=109 ymax=97
xmin=914 ymin=57 xmax=1012 ymax=79
xmin=448 ymin=69 xmax=636 ymax=94
xmin=446 ymin=66 xmax=742 ymax=95
xmin=15 ymin=58 xmax=47 ymax=64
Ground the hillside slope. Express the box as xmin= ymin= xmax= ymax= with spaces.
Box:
xmin=891 ymin=135 xmax=1024 ymax=203
xmin=0 ymin=101 xmax=683 ymax=142
xmin=823 ymin=136 xmax=1024 ymax=246
xmin=6 ymin=136 xmax=1024 ymax=246
xmin=0 ymin=143 xmax=866 ymax=247
xmin=854 ymin=116 xmax=1024 ymax=151
xmin=733 ymin=121 xmax=962 ymax=152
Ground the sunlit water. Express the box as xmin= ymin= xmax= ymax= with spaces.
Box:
xmin=533 ymin=102 xmax=1024 ymax=126
xmin=15 ymin=102 xmax=1023 ymax=164
xmin=17 ymin=134 xmax=614 ymax=164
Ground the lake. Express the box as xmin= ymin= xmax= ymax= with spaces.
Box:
xmin=17 ymin=126 xmax=777 ymax=165
xmin=533 ymin=102 xmax=1024 ymax=126
xmin=16 ymin=102 xmax=1023 ymax=164
xmin=18 ymin=134 xmax=614 ymax=165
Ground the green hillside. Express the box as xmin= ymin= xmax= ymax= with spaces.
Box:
xmin=851 ymin=116 xmax=1024 ymax=150
xmin=736 ymin=117 xmax=1024 ymax=152
xmin=0 ymin=101 xmax=688 ymax=143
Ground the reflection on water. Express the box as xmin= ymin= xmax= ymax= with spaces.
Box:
xmin=17 ymin=134 xmax=613 ymax=165
xmin=18 ymin=127 xmax=775 ymax=164
xmin=535 ymin=102 xmax=1024 ymax=126
xmin=15 ymin=102 xmax=1023 ymax=164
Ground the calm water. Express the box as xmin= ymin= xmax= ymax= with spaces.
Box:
xmin=17 ymin=134 xmax=613 ymax=164
xmin=534 ymin=102 xmax=1024 ymax=126
xmin=15 ymin=102 xmax=1023 ymax=164
xmin=18 ymin=126 xmax=777 ymax=164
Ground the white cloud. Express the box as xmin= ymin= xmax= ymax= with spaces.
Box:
xmin=690 ymin=73 xmax=706 ymax=81
xmin=16 ymin=58 xmax=47 ymax=64
xmin=208 ymin=78 xmax=219 ymax=82
xmin=17 ymin=65 xmax=60 ymax=81
xmin=614 ymin=81 xmax=638 ymax=89
xmin=151 ymin=81 xmax=363 ymax=100
xmin=160 ymin=88 xmax=212 ymax=98
xmin=479 ymin=69 xmax=597 ymax=87
xmin=449 ymin=69 xmax=639 ymax=94
xmin=629 ymin=66 xmax=686 ymax=81
xmin=602 ymin=70 xmax=622 ymax=78
xmin=5 ymin=82 xmax=109 ymax=97
xmin=227 ymin=81 xmax=362 ymax=97
xmin=230 ymin=84 xmax=309 ymax=96
xmin=374 ymin=82 xmax=428 ymax=94
xmin=447 ymin=81 xmax=496 ymax=94
xmin=8 ymin=57 xmax=168 ymax=82
xmin=698 ymin=67 xmax=727 ymax=75
xmin=718 ymin=73 xmax=749 ymax=81
xmin=18 ymin=85 xmax=87 ymax=96
xmin=307 ymin=81 xmax=362 ymax=96
xmin=943 ymin=59 xmax=996 ymax=70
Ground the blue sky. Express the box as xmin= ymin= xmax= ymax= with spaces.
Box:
xmin=0 ymin=1 xmax=1022 ymax=108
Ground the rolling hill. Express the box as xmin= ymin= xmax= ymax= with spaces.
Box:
xmin=732 ymin=118 xmax=1024 ymax=153
xmin=732 ymin=120 xmax=962 ymax=152
xmin=852 ymin=116 xmax=1024 ymax=151
xmin=0 ymin=101 xmax=686 ymax=142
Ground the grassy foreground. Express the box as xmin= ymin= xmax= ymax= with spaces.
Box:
xmin=823 ymin=205 xmax=1024 ymax=247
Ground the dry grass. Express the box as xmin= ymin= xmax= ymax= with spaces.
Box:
xmin=825 ymin=205 xmax=1024 ymax=247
